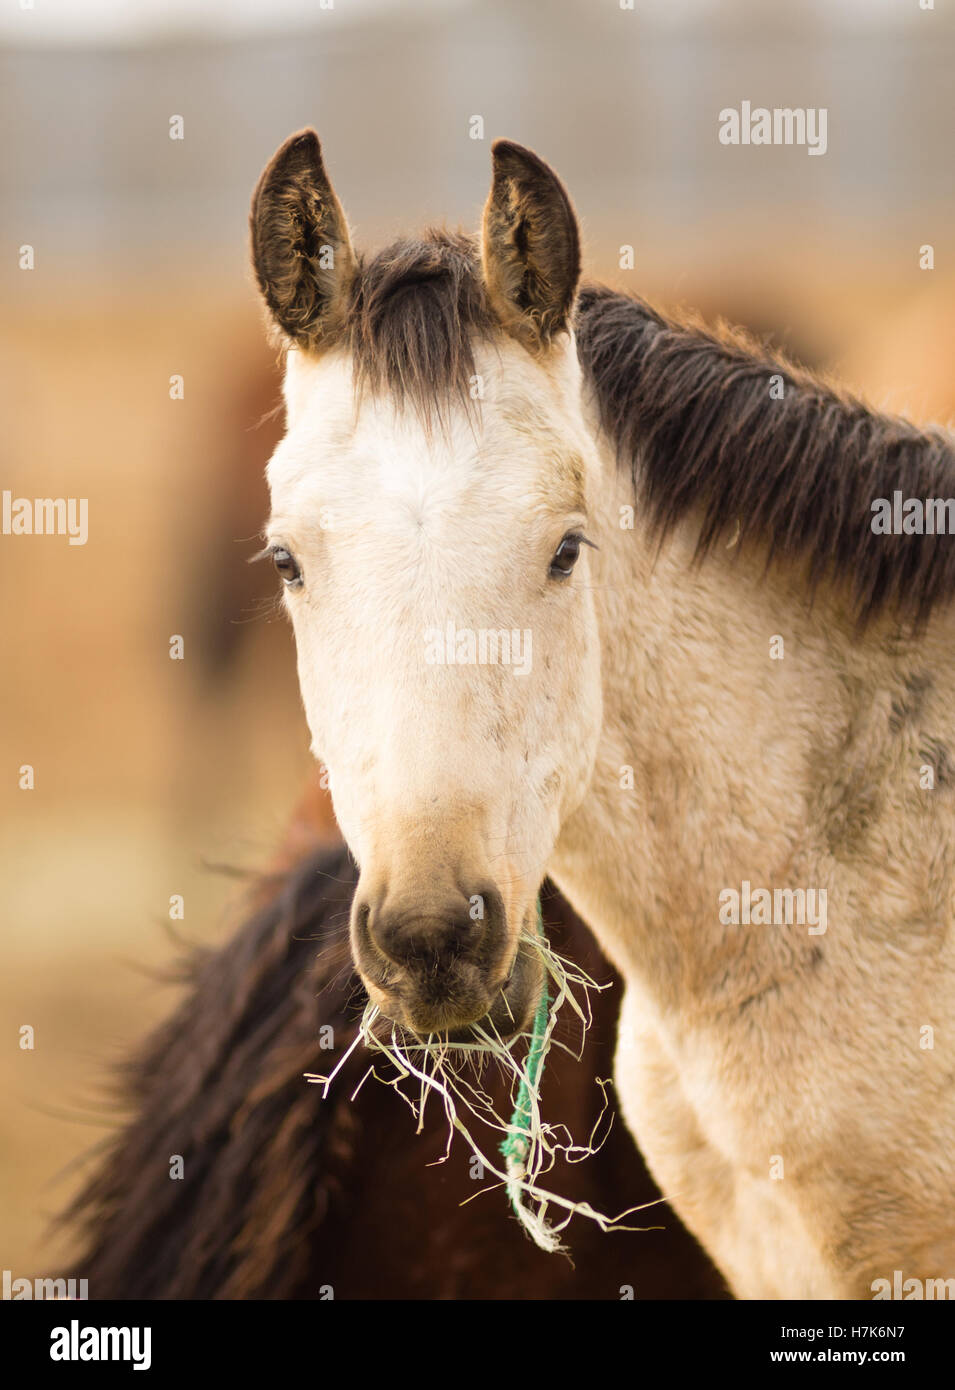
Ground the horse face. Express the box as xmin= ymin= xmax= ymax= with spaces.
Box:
xmin=254 ymin=133 xmax=602 ymax=1037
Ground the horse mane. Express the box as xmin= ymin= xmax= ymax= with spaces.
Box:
xmin=317 ymin=229 xmax=955 ymax=625
xmin=575 ymin=284 xmax=955 ymax=626
xmin=60 ymin=848 xmax=363 ymax=1299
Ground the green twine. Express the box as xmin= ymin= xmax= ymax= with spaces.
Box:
xmin=499 ymin=897 xmax=551 ymax=1224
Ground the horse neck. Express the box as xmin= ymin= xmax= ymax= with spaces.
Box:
xmin=550 ymin=424 xmax=870 ymax=1013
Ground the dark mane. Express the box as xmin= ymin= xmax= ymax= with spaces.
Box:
xmin=336 ymin=234 xmax=955 ymax=624
xmin=576 ymin=285 xmax=955 ymax=626
xmin=346 ymin=230 xmax=494 ymax=427
xmin=60 ymin=849 xmax=361 ymax=1299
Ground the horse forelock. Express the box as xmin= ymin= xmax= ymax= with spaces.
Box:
xmin=333 ymin=229 xmax=496 ymax=429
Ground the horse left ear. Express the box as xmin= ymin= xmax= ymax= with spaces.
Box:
xmin=481 ymin=140 xmax=581 ymax=352
xmin=250 ymin=129 xmax=357 ymax=350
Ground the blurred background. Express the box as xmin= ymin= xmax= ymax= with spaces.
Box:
xmin=1 ymin=0 xmax=953 ymax=1278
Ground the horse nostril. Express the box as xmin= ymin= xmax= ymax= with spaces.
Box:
xmin=352 ymin=881 xmax=507 ymax=987
xmin=366 ymin=895 xmax=484 ymax=971
xmin=352 ymin=899 xmax=374 ymax=953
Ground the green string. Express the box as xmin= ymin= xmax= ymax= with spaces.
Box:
xmin=499 ymin=897 xmax=550 ymax=1203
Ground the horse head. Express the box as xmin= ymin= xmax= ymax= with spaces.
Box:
xmin=251 ymin=132 xmax=604 ymax=1038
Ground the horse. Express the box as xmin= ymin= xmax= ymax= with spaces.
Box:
xmin=63 ymin=772 xmax=724 ymax=1300
xmin=248 ymin=130 xmax=955 ymax=1299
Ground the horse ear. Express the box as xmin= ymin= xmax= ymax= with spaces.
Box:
xmin=250 ymin=129 xmax=357 ymax=349
xmin=481 ymin=140 xmax=581 ymax=352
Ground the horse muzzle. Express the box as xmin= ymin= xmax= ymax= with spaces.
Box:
xmin=351 ymin=884 xmax=543 ymax=1040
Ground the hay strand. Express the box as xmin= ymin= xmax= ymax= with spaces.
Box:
xmin=306 ymin=909 xmax=663 ymax=1254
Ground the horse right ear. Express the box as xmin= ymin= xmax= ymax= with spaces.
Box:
xmin=250 ymin=130 xmax=357 ymax=350
xmin=481 ymin=140 xmax=581 ymax=353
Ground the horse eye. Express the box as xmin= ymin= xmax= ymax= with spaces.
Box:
xmin=549 ymin=532 xmax=582 ymax=579
xmin=272 ymin=547 xmax=302 ymax=587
